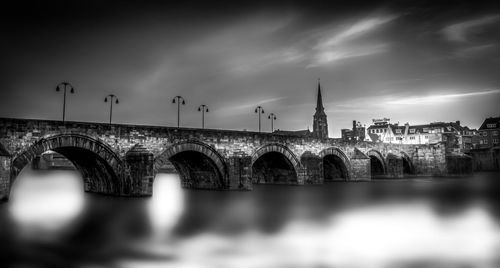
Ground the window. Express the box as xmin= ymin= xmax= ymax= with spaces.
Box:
xmin=409 ymin=129 xmax=415 ymax=134
xmin=493 ymin=138 xmax=499 ymax=144
xmin=410 ymin=136 xmax=415 ymax=140
xmin=487 ymin=123 xmax=496 ymax=128
xmin=493 ymin=131 xmax=499 ymax=136
xmin=483 ymin=132 xmax=488 ymax=136
xmin=424 ymin=135 xmax=428 ymax=139
xmin=396 ymin=129 xmax=402 ymax=134
xmin=484 ymin=139 xmax=489 ymax=144
xmin=423 ymin=128 xmax=429 ymax=132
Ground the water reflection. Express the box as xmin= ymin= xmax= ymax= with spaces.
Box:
xmin=148 ymin=174 xmax=185 ymax=239
xmin=161 ymin=203 xmax=500 ymax=268
xmin=8 ymin=168 xmax=85 ymax=238
xmin=0 ymin=170 xmax=499 ymax=267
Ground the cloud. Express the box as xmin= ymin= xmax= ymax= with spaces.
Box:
xmin=385 ymin=89 xmax=500 ymax=105
xmin=306 ymin=15 xmax=397 ymax=67
xmin=335 ymin=89 xmax=500 ymax=110
xmin=308 ymin=43 xmax=388 ymax=68
xmin=221 ymin=97 xmax=288 ymax=114
xmin=226 ymin=48 xmax=305 ymax=75
xmin=315 ymin=15 xmax=398 ymax=48
xmin=442 ymin=15 xmax=500 ymax=42
xmin=454 ymin=44 xmax=496 ymax=58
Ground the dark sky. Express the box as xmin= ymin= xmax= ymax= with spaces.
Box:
xmin=1 ymin=0 xmax=499 ymax=137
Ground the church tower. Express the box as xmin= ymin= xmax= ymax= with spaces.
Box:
xmin=313 ymin=80 xmax=328 ymax=139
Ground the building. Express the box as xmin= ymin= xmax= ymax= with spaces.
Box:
xmin=366 ymin=118 xmax=392 ymax=143
xmin=459 ymin=126 xmax=477 ymax=152
xmin=312 ymin=80 xmax=328 ymax=139
xmin=470 ymin=117 xmax=500 ymax=171
xmin=477 ymin=117 xmax=500 ymax=148
xmin=341 ymin=120 xmax=366 ymax=142
xmin=366 ymin=119 xmax=474 ymax=152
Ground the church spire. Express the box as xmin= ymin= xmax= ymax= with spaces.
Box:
xmin=312 ymin=78 xmax=328 ymax=139
xmin=316 ymin=78 xmax=325 ymax=113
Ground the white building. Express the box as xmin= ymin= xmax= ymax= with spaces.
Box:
xmin=366 ymin=119 xmax=469 ymax=146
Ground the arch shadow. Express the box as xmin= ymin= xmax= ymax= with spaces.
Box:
xmin=251 ymin=143 xmax=301 ymax=184
xmin=400 ymin=151 xmax=415 ymax=175
xmin=154 ymin=140 xmax=228 ymax=189
xmin=366 ymin=149 xmax=387 ymax=177
xmin=10 ymin=134 xmax=130 ymax=197
xmin=320 ymin=147 xmax=351 ymax=181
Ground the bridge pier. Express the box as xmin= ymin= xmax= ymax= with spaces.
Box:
xmin=412 ymin=146 xmax=472 ymax=176
xmin=300 ymin=152 xmax=322 ymax=184
xmin=125 ymin=144 xmax=154 ymax=196
xmin=227 ymin=154 xmax=253 ymax=190
xmin=349 ymin=157 xmax=371 ymax=181
xmin=386 ymin=153 xmax=404 ymax=178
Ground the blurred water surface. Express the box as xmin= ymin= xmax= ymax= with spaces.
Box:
xmin=1 ymin=169 xmax=500 ymax=268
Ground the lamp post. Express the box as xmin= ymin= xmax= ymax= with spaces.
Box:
xmin=172 ymin=96 xmax=185 ymax=128
xmin=55 ymin=82 xmax=75 ymax=123
xmin=104 ymin=94 xmax=119 ymax=124
xmin=198 ymin=104 xmax=209 ymax=129
xmin=268 ymin=113 xmax=277 ymax=133
xmin=254 ymin=106 xmax=264 ymax=132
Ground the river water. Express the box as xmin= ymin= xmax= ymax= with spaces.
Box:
xmin=1 ymin=169 xmax=500 ymax=268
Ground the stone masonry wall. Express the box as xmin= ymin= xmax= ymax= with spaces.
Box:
xmin=0 ymin=156 xmax=10 ymax=200
xmin=0 ymin=117 xmax=469 ymax=194
xmin=412 ymin=146 xmax=447 ymax=176
xmin=350 ymin=158 xmax=371 ymax=181
xmin=470 ymin=149 xmax=500 ymax=171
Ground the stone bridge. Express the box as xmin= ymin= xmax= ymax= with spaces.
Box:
xmin=0 ymin=118 xmax=472 ymax=201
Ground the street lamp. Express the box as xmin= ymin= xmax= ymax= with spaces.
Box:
xmin=254 ymin=106 xmax=264 ymax=132
xmin=55 ymin=82 xmax=75 ymax=123
xmin=198 ymin=104 xmax=209 ymax=129
xmin=268 ymin=113 xmax=277 ymax=133
xmin=172 ymin=96 xmax=185 ymax=128
xmin=104 ymin=94 xmax=119 ymax=124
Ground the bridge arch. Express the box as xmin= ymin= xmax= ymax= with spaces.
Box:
xmin=320 ymin=147 xmax=351 ymax=181
xmin=400 ymin=151 xmax=415 ymax=175
xmin=251 ymin=143 xmax=300 ymax=184
xmin=366 ymin=149 xmax=386 ymax=177
xmin=10 ymin=134 xmax=130 ymax=196
xmin=154 ymin=140 xmax=228 ymax=189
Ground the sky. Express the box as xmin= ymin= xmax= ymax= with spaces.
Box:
xmin=1 ymin=0 xmax=499 ymax=137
